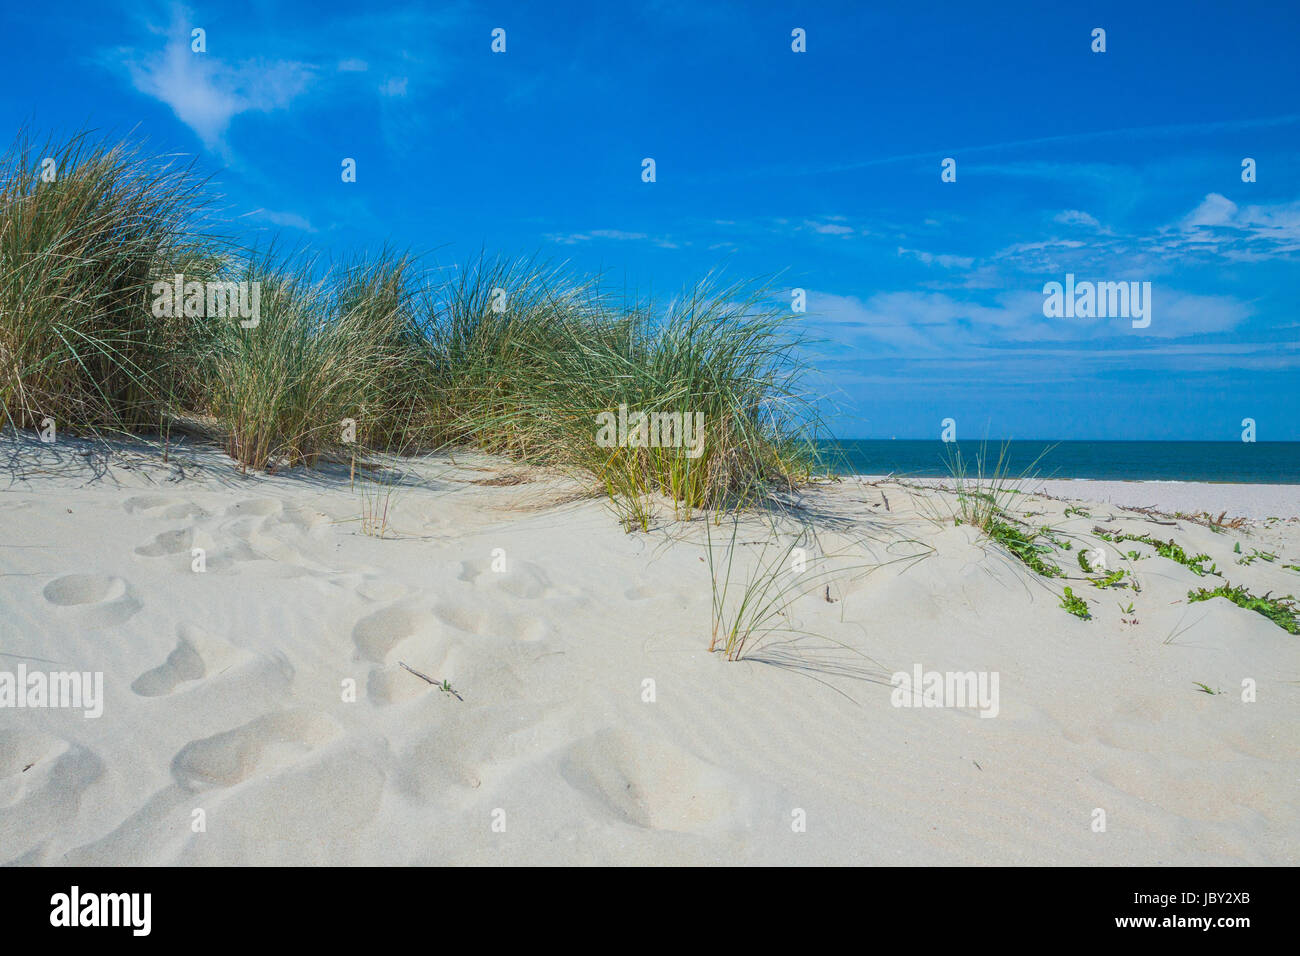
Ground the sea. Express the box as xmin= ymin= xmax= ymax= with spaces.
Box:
xmin=819 ymin=440 xmax=1300 ymax=484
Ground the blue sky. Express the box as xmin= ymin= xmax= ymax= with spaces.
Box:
xmin=3 ymin=0 xmax=1298 ymax=440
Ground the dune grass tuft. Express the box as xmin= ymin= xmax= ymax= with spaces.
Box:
xmin=423 ymin=261 xmax=819 ymax=526
xmin=945 ymin=441 xmax=1064 ymax=578
xmin=1 ymin=129 xmax=819 ymax=519
xmin=0 ymin=129 xmax=221 ymax=434
xmin=198 ymin=248 xmax=433 ymax=471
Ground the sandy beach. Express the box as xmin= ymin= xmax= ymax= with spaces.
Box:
xmin=855 ymin=476 xmax=1300 ymax=522
xmin=3 ymin=434 xmax=1297 ymax=866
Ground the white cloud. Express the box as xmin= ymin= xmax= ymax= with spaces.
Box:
xmin=1183 ymin=193 xmax=1238 ymax=227
xmin=897 ymin=246 xmax=975 ymax=269
xmin=1053 ymin=209 xmax=1102 ymax=229
xmin=803 ymin=285 xmax=1251 ymax=359
xmin=546 ymin=229 xmax=679 ymax=249
xmin=802 ymin=219 xmax=854 ymax=236
xmin=806 ymin=290 xmax=1031 ymax=355
xmin=116 ymin=7 xmax=314 ymax=152
xmin=243 ymin=208 xmax=315 ymax=232
xmin=1170 ymin=193 xmax=1300 ymax=260
xmin=105 ymin=4 xmax=468 ymax=157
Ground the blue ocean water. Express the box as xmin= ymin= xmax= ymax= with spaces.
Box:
xmin=819 ymin=440 xmax=1300 ymax=484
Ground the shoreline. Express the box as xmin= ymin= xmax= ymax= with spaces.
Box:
xmin=847 ymin=475 xmax=1300 ymax=520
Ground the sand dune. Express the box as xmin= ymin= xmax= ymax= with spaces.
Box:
xmin=2 ymin=435 xmax=1298 ymax=865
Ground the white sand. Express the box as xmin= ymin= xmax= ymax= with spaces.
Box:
xmin=854 ymin=475 xmax=1300 ymax=522
xmin=3 ymin=435 xmax=1298 ymax=865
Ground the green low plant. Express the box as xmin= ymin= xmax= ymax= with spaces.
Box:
xmin=1060 ymin=586 xmax=1090 ymax=620
xmin=1188 ymin=583 xmax=1299 ymax=634
xmin=1097 ymin=531 xmax=1216 ymax=577
xmin=1236 ymin=548 xmax=1278 ymax=566
xmin=1091 ymin=569 xmax=1128 ymax=589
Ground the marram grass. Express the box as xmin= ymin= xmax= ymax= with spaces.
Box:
xmin=1 ymin=129 xmax=821 ymax=518
xmin=0 ymin=128 xmax=222 ymax=433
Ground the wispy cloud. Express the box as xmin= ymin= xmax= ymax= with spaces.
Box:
xmin=1171 ymin=193 xmax=1300 ymax=260
xmin=242 ymin=208 xmax=315 ymax=233
xmin=801 ymin=219 xmax=854 ymax=236
xmin=546 ymin=229 xmax=680 ymax=249
xmin=103 ymin=2 xmax=465 ymax=156
xmin=897 ymin=247 xmax=975 ymax=269
xmin=805 ymin=284 xmax=1254 ymax=363
xmin=1053 ymin=209 xmax=1103 ymax=230
xmin=698 ymin=113 xmax=1300 ymax=185
xmin=1183 ymin=193 xmax=1239 ymax=227
xmin=110 ymin=5 xmax=314 ymax=154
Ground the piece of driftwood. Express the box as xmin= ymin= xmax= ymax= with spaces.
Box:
xmin=398 ymin=661 xmax=463 ymax=701
xmin=1129 ymin=506 xmax=1180 ymax=526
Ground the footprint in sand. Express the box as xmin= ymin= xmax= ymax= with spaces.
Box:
xmin=394 ymin=704 xmax=561 ymax=799
xmin=354 ymin=575 xmax=410 ymax=603
xmin=41 ymin=573 xmax=140 ymax=625
xmin=369 ymin=639 xmax=527 ymax=705
xmin=624 ymin=578 xmax=695 ymax=606
xmin=351 ymin=606 xmax=442 ymax=663
xmin=266 ymin=503 xmax=332 ymax=534
xmin=366 ymin=654 xmax=468 ymax=705
xmin=0 ymin=728 xmax=95 ymax=792
xmin=222 ymin=498 xmax=282 ymax=518
xmin=352 ymin=604 xmax=507 ymax=704
xmin=300 ymin=569 xmax=408 ymax=601
xmin=134 ymin=526 xmax=203 ymax=557
xmin=559 ymin=730 xmax=744 ymax=833
xmin=170 ymin=710 xmax=339 ymax=792
xmin=366 ymin=666 xmax=428 ymax=705
xmin=123 ymin=495 xmax=208 ymax=519
xmin=131 ymin=623 xmax=247 ymax=697
xmin=217 ymin=507 xmax=328 ymax=571
xmin=135 ymin=526 xmax=239 ymax=573
xmin=434 ymin=601 xmax=547 ymax=642
xmin=456 ymin=558 xmax=561 ymax=600
xmin=351 ymin=605 xmax=467 ymax=704
xmin=42 ymin=573 xmax=123 ymax=605
xmin=0 ymin=729 xmax=104 ymax=863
